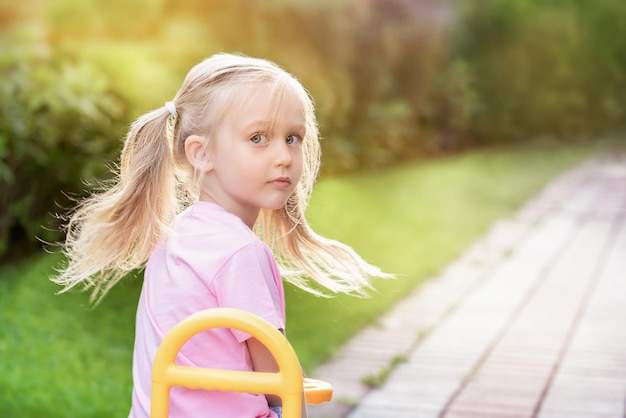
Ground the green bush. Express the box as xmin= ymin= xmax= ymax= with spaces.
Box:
xmin=0 ymin=44 xmax=128 ymax=261
xmin=35 ymin=0 xmax=626 ymax=173
xmin=455 ymin=0 xmax=626 ymax=144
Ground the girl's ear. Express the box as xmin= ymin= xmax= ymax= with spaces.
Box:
xmin=184 ymin=135 xmax=213 ymax=172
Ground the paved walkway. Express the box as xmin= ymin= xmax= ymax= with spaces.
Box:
xmin=309 ymin=152 xmax=626 ymax=418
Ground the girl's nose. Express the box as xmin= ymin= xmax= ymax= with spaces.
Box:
xmin=273 ymin=140 xmax=292 ymax=166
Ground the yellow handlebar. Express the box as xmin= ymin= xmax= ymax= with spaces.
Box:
xmin=303 ymin=378 xmax=333 ymax=404
xmin=150 ymin=308 xmax=332 ymax=418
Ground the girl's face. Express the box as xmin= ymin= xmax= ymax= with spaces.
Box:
xmin=199 ymin=83 xmax=305 ymax=228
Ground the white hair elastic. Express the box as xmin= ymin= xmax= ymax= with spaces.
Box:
xmin=164 ymin=101 xmax=177 ymax=116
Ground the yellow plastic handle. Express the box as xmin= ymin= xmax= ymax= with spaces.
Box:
xmin=150 ymin=308 xmax=332 ymax=418
xmin=304 ymin=378 xmax=333 ymax=404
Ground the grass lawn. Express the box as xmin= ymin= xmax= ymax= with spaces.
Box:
xmin=0 ymin=138 xmax=620 ymax=417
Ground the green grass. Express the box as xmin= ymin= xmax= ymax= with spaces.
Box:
xmin=0 ymin=138 xmax=620 ymax=417
xmin=0 ymin=254 xmax=142 ymax=417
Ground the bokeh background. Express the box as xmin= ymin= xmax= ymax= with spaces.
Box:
xmin=1 ymin=0 xmax=625 ymax=416
xmin=2 ymin=0 xmax=625 ymax=260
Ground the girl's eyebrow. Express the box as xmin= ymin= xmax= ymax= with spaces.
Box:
xmin=242 ymin=120 xmax=270 ymax=131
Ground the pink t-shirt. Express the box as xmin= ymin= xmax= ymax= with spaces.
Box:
xmin=129 ymin=202 xmax=285 ymax=418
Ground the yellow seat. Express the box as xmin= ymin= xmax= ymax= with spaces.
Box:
xmin=150 ymin=307 xmax=332 ymax=418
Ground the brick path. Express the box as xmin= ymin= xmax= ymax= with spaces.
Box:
xmin=309 ymin=152 xmax=626 ymax=418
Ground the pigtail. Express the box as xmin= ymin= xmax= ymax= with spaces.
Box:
xmin=258 ymin=198 xmax=390 ymax=297
xmin=53 ymin=106 xmax=189 ymax=303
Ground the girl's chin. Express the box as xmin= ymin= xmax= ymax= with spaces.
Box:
xmin=264 ymin=200 xmax=291 ymax=212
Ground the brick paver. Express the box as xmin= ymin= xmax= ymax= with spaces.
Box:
xmin=309 ymin=153 xmax=626 ymax=418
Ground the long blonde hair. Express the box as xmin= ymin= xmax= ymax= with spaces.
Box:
xmin=53 ymin=53 xmax=390 ymax=303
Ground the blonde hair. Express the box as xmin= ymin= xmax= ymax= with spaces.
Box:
xmin=53 ymin=53 xmax=390 ymax=303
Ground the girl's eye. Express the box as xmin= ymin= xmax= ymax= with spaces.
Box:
xmin=286 ymin=134 xmax=301 ymax=145
xmin=250 ymin=133 xmax=268 ymax=144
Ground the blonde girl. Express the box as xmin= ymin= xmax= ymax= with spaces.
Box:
xmin=53 ymin=53 xmax=388 ymax=418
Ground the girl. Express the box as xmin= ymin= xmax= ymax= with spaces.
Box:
xmin=52 ymin=53 xmax=389 ymax=417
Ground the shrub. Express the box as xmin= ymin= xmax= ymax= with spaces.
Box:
xmin=0 ymin=44 xmax=128 ymax=261
xmin=454 ymin=0 xmax=626 ymax=144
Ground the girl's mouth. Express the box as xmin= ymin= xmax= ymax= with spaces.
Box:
xmin=269 ymin=177 xmax=292 ymax=189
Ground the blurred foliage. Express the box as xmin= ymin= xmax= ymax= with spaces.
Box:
xmin=0 ymin=0 xmax=625 ymax=259
xmin=455 ymin=0 xmax=626 ymax=143
xmin=0 ymin=32 xmax=128 ymax=260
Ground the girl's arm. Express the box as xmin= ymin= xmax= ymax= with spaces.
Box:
xmin=246 ymin=336 xmax=308 ymax=418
